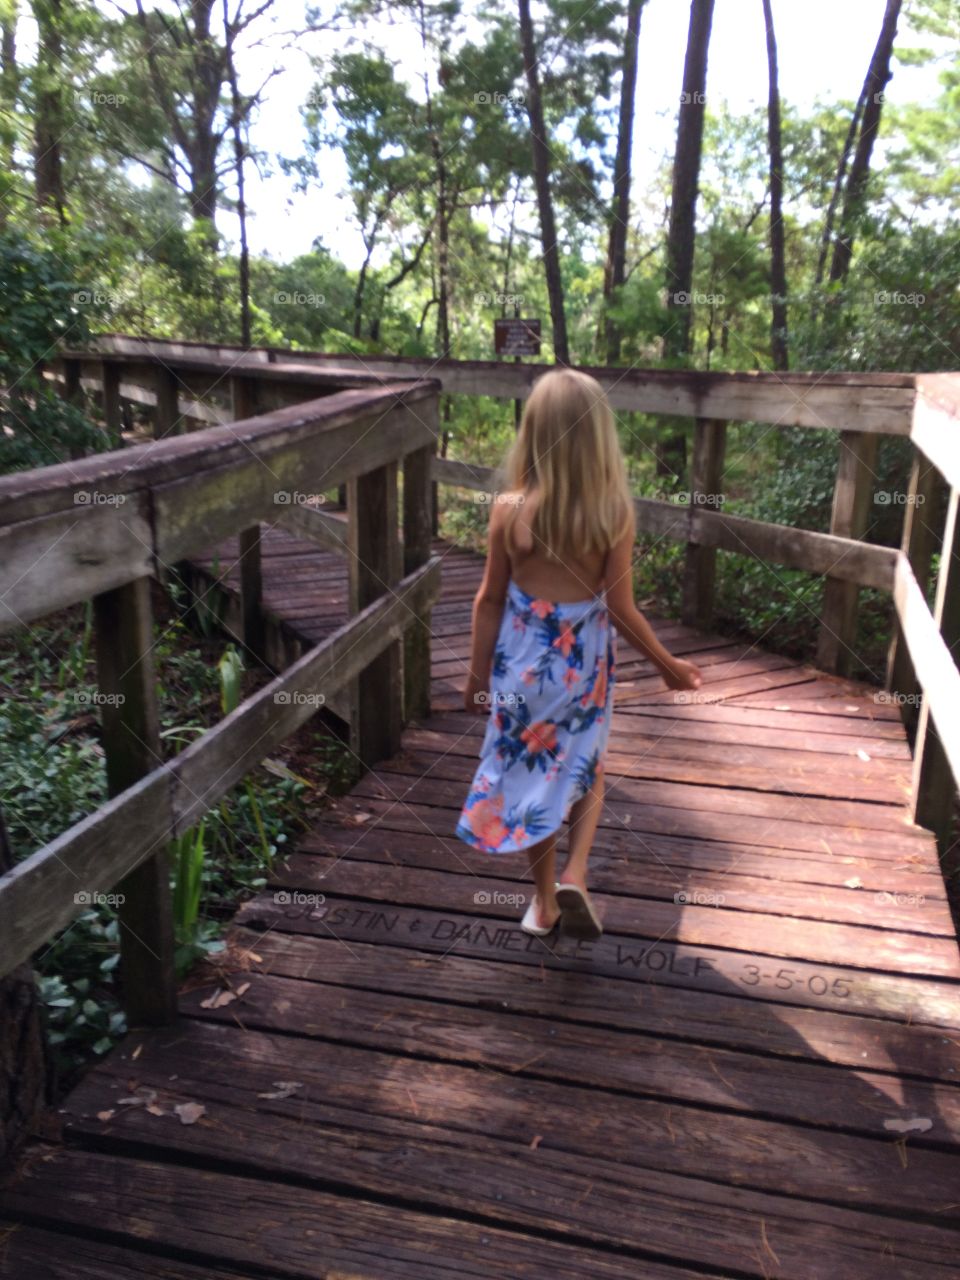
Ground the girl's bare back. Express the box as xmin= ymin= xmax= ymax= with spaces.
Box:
xmin=503 ymin=487 xmax=608 ymax=602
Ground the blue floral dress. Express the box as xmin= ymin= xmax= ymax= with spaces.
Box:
xmin=456 ymin=578 xmax=616 ymax=853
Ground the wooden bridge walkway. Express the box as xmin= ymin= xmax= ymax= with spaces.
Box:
xmin=2 ymin=532 xmax=960 ymax=1279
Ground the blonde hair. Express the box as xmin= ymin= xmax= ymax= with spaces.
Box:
xmin=501 ymin=368 xmax=633 ymax=566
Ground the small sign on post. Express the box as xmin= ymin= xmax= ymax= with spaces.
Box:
xmin=494 ymin=317 xmax=541 ymax=358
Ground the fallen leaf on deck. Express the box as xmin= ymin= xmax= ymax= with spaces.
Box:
xmin=131 ymin=1044 xmax=143 ymax=1061
xmin=843 ymin=877 xmax=863 ymax=889
xmin=97 ymin=1110 xmax=115 ymax=1122
xmin=175 ymin=1102 xmax=206 ymax=1125
xmin=146 ymin=1104 xmax=167 ymax=1117
xmin=856 ymin=749 xmax=871 ymax=762
xmin=529 ymin=1134 xmax=543 ymax=1149
xmin=117 ymin=1089 xmax=157 ymax=1108
xmin=884 ymin=1117 xmax=932 ymax=1134
xmin=845 ymin=705 xmax=860 ymax=712
xmin=258 ymin=1081 xmax=303 ymax=1100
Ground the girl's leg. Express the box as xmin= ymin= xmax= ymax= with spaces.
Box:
xmin=525 ymin=832 xmax=560 ymax=929
xmin=559 ymin=764 xmax=604 ymax=891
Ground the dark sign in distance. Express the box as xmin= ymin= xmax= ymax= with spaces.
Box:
xmin=494 ymin=317 xmax=541 ymax=357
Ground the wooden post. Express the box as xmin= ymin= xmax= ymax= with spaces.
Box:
xmin=885 ymin=451 xmax=941 ymax=740
xmin=154 ymin=365 xmax=182 ymax=438
xmin=816 ymin=430 xmax=879 ymax=675
xmin=910 ymin=485 xmax=959 ymax=851
xmin=93 ymin=577 xmax=177 ymax=1026
xmin=102 ymin=360 xmax=123 ymax=448
xmin=681 ymin=418 xmax=726 ymax=629
xmin=403 ymin=440 xmax=435 ymax=722
xmin=231 ymin=376 xmax=265 ymax=663
xmin=59 ymin=356 xmax=81 ymax=406
xmin=0 ymin=803 xmax=48 ymax=1164
xmin=348 ymin=459 xmax=403 ymax=765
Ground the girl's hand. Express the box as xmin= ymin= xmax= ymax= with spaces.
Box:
xmin=464 ymin=674 xmax=489 ymax=715
xmin=660 ymin=657 xmax=702 ymax=692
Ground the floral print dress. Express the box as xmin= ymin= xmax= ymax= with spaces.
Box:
xmin=456 ymin=578 xmax=616 ymax=853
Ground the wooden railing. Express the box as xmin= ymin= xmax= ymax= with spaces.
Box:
xmin=0 ymin=363 xmax=441 ymax=1025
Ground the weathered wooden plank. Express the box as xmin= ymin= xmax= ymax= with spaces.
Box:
xmin=238 ymin=890 xmax=960 ymax=1020
xmin=913 ymin=373 xmax=960 ymax=490
xmin=681 ymin=418 xmax=726 ymax=626
xmin=0 ymin=494 xmax=154 ymax=633
xmin=93 ymin=576 xmax=176 ymax=1024
xmin=347 ymin=459 xmax=403 ymax=765
xmin=235 ymin=922 xmax=959 ymax=1070
xmin=905 ymin=492 xmax=960 ymax=847
xmin=0 ymin=1145 xmax=716 ymax=1280
xmin=818 ymin=431 xmax=880 ymax=674
xmin=0 ymin=383 xmax=438 ymax=525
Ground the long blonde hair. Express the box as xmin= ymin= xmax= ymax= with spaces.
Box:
xmin=501 ymin=368 xmax=633 ymax=566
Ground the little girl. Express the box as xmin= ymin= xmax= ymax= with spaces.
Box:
xmin=456 ymin=367 xmax=702 ymax=940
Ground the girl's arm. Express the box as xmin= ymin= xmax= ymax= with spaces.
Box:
xmin=464 ymin=497 xmax=512 ymax=714
xmin=604 ymin=512 xmax=702 ymax=691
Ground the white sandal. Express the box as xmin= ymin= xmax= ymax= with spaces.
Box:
xmin=520 ymin=893 xmax=559 ymax=936
xmin=555 ymin=880 xmax=603 ymax=940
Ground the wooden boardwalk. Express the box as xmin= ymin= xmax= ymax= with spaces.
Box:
xmin=3 ymin=532 xmax=960 ymax=1279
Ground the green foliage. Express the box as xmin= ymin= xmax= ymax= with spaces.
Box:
xmin=0 ymin=227 xmax=107 ymax=471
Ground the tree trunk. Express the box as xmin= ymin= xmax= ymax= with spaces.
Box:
xmin=814 ymin=87 xmax=865 ymax=288
xmin=828 ymin=0 xmax=902 ymax=284
xmin=518 ymin=0 xmax=569 ymax=366
xmin=0 ymin=806 xmax=48 ymax=1170
xmin=223 ymin=0 xmax=250 ymax=346
xmin=661 ymin=0 xmax=715 ymax=476
xmin=32 ymin=0 xmax=66 ymax=225
xmin=0 ymin=7 xmax=18 ymax=220
xmin=762 ymin=0 xmax=788 ymax=370
xmin=602 ymin=0 xmax=644 ymax=364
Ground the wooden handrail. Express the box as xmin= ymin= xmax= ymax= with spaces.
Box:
xmin=1 ymin=381 xmax=439 ymax=632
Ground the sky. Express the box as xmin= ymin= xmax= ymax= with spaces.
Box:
xmin=224 ymin=0 xmax=942 ymax=268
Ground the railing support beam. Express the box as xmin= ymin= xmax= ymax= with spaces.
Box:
xmin=910 ymin=486 xmax=960 ymax=850
xmin=681 ymin=418 xmax=726 ymax=629
xmin=348 ymin=459 xmax=403 ymax=765
xmin=817 ymin=430 xmax=878 ymax=675
xmin=93 ymin=576 xmax=177 ymax=1026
